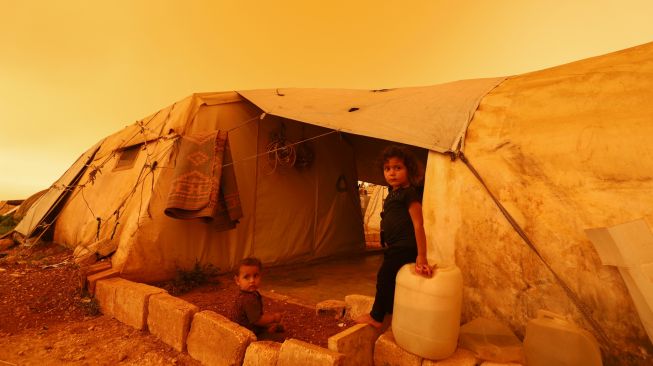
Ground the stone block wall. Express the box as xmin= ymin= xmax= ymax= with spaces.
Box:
xmin=186 ymin=310 xmax=256 ymax=366
xmin=328 ymin=323 xmax=380 ymax=366
xmin=147 ymin=293 xmax=199 ymax=352
xmin=278 ymin=338 xmax=345 ymax=366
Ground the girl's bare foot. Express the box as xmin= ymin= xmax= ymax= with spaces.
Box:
xmin=355 ymin=314 xmax=383 ymax=329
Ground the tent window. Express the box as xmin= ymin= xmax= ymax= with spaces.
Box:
xmin=113 ymin=145 xmax=141 ymax=171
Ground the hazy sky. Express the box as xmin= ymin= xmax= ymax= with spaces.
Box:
xmin=1 ymin=0 xmax=652 ymax=200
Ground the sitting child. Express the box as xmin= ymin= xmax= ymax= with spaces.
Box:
xmin=230 ymin=257 xmax=285 ymax=340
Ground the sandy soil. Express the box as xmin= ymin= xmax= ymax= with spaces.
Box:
xmin=0 ymin=241 xmax=354 ymax=365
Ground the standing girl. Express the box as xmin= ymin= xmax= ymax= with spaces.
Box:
xmin=357 ymin=145 xmax=434 ymax=329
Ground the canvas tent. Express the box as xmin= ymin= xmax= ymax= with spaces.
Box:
xmin=15 ymin=76 xmax=501 ymax=283
xmin=424 ymin=42 xmax=653 ymax=364
xmin=15 ymin=42 xmax=653 ymax=363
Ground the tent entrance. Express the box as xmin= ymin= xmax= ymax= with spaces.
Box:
xmin=359 ymin=181 xmax=386 ymax=249
xmin=262 ymin=248 xmax=383 ymax=305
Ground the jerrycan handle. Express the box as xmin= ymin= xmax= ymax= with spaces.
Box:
xmin=536 ymin=310 xmax=573 ymax=325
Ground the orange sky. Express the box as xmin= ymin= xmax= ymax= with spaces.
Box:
xmin=1 ymin=0 xmax=652 ymax=200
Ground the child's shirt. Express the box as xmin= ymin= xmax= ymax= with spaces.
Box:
xmin=381 ymin=186 xmax=422 ymax=248
xmin=231 ymin=290 xmax=263 ymax=331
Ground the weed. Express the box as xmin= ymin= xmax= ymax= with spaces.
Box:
xmin=31 ymin=252 xmax=47 ymax=261
xmin=159 ymin=261 xmax=220 ymax=295
xmin=80 ymin=297 xmax=101 ymax=316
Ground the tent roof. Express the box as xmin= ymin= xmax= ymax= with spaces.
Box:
xmin=238 ymin=77 xmax=505 ymax=153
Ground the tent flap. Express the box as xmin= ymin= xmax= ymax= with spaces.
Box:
xmin=15 ymin=141 xmax=103 ymax=237
xmin=238 ymin=77 xmax=506 ymax=153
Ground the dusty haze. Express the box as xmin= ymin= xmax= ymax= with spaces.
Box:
xmin=1 ymin=0 xmax=653 ymax=199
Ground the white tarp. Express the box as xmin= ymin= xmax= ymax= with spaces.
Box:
xmin=586 ymin=219 xmax=653 ymax=343
xmin=238 ymin=77 xmax=505 ymax=153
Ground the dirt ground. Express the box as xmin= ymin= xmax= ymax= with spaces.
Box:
xmin=0 ymin=242 xmax=354 ymax=365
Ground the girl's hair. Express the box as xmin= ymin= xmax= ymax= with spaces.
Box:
xmin=381 ymin=145 xmax=424 ymax=187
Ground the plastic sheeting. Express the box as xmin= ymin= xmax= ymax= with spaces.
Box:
xmin=15 ymin=142 xmax=101 ymax=237
xmin=239 ymin=77 xmax=505 ymax=154
xmin=586 ymin=219 xmax=653 ymax=344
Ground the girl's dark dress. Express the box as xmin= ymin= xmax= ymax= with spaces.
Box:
xmin=370 ymin=186 xmax=421 ymax=322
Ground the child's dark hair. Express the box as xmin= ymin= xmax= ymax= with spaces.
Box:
xmin=381 ymin=145 xmax=424 ymax=187
xmin=234 ymin=257 xmax=262 ymax=276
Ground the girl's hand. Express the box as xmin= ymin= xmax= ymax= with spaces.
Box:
xmin=415 ymin=256 xmax=434 ymax=277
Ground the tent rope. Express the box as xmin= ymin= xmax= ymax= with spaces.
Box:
xmin=110 ymin=211 xmax=120 ymax=240
xmin=458 ymin=151 xmax=614 ymax=352
xmin=95 ymin=217 xmax=101 ymax=240
xmin=228 ymin=113 xmax=265 ymax=132
xmin=222 ymin=129 xmax=338 ymax=170
xmin=19 ymin=112 xmax=338 ymax=250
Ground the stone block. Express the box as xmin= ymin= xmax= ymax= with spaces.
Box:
xmin=422 ymin=348 xmax=478 ymax=366
xmin=278 ymin=339 xmax=345 ymax=366
xmin=113 ymin=279 xmax=167 ymax=330
xmin=187 ymin=310 xmax=256 ymax=366
xmin=95 ymin=277 xmax=121 ymax=317
xmin=147 ymin=293 xmax=199 ymax=352
xmin=328 ymin=323 xmax=380 ymax=366
xmin=87 ymin=268 xmax=121 ymax=294
xmin=317 ymin=299 xmax=347 ymax=319
xmin=374 ymin=330 xmax=422 ymax=366
xmin=85 ymin=261 xmax=113 ymax=276
xmin=458 ymin=317 xmax=523 ymax=363
xmin=344 ymin=294 xmax=374 ymax=321
xmin=79 ymin=261 xmax=112 ymax=291
xmin=243 ymin=341 xmax=282 ymax=366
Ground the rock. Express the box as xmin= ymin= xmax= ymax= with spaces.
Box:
xmin=243 ymin=341 xmax=281 ymax=366
xmin=147 ymin=293 xmax=199 ymax=352
xmin=316 ymin=299 xmax=347 ymax=319
xmin=277 ymin=339 xmax=345 ymax=366
xmin=187 ymin=311 xmax=256 ymax=366
xmin=328 ymin=323 xmax=380 ymax=366
xmin=344 ymin=294 xmax=374 ymax=321
xmin=374 ymin=330 xmax=422 ymax=366
xmin=422 ymin=348 xmax=478 ymax=366
xmin=458 ymin=318 xmax=524 ymax=363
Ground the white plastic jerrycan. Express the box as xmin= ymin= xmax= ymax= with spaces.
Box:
xmin=524 ymin=310 xmax=602 ymax=366
xmin=392 ymin=263 xmax=463 ymax=360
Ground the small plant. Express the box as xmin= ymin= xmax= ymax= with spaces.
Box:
xmin=80 ymin=297 xmax=101 ymax=316
xmin=161 ymin=261 xmax=219 ymax=295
